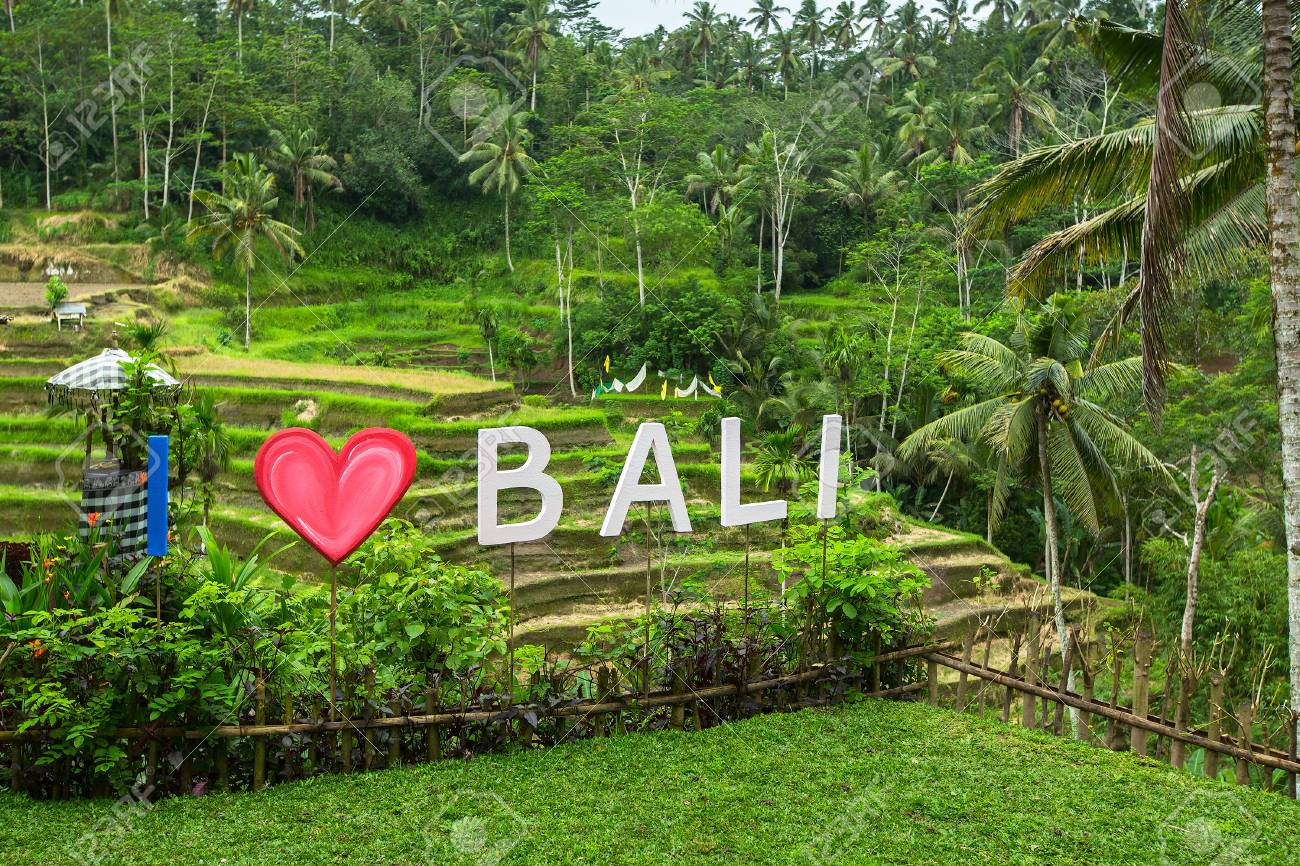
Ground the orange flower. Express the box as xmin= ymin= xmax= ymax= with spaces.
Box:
xmin=42 ymin=558 xmax=54 ymax=569
xmin=86 ymin=512 xmax=101 ymax=527
xmin=29 ymin=639 xmax=44 ymax=658
xmin=62 ymin=591 xmax=70 ymax=602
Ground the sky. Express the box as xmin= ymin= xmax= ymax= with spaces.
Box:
xmin=592 ymin=0 xmax=761 ymax=37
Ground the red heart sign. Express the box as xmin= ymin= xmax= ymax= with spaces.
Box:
xmin=254 ymin=428 xmax=417 ymax=565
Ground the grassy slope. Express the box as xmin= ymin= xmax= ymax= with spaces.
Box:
xmin=3 ymin=701 xmax=1298 ymax=866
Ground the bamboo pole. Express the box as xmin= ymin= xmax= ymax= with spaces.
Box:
xmin=1234 ymin=702 xmax=1256 ymax=785
xmin=1206 ymin=673 xmax=1225 ymax=780
xmin=955 ymin=624 xmax=976 ymax=712
xmin=925 ymin=653 xmax=1300 ymax=774
xmin=1002 ymin=629 xmax=1022 ymax=723
xmin=977 ymin=626 xmax=995 ymax=717
xmin=1104 ymin=636 xmax=1123 ymax=750
xmin=253 ymin=680 xmax=266 ymax=791
xmin=1132 ymin=630 xmax=1153 ymax=756
xmin=1022 ymin=616 xmax=1041 ymax=728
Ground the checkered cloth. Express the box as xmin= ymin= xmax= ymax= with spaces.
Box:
xmin=79 ymin=462 xmax=149 ymax=555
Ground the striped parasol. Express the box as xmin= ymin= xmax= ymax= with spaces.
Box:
xmin=45 ymin=348 xmax=181 ymax=408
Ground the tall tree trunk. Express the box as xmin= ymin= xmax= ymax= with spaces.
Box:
xmin=1181 ymin=452 xmax=1220 ymax=660
xmin=161 ymin=44 xmax=175 ymax=210
xmin=504 ymin=194 xmax=514 ymax=272
xmin=1261 ymin=0 xmax=1300 ymax=732
xmin=756 ymin=210 xmax=764 ymax=295
xmin=37 ymin=36 xmax=51 ymax=211
xmin=106 ymin=1 xmax=119 ymax=182
xmin=566 ymin=229 xmax=577 ymax=398
xmin=890 ymin=286 xmax=922 ymax=440
xmin=1037 ymin=416 xmax=1079 ymax=729
xmin=329 ymin=0 xmax=335 ymax=53
xmin=244 ymin=269 xmax=252 ymax=351
xmin=633 ymin=215 xmax=646 ymax=307
xmin=139 ymin=76 xmax=149 ymax=219
xmin=189 ymin=78 xmax=217 ymax=222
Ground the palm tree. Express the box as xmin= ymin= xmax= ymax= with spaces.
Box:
xmin=473 ymin=304 xmax=501 ymax=382
xmin=225 ymin=0 xmax=256 ymax=62
xmin=686 ymin=144 xmax=744 ymax=216
xmin=508 ymin=0 xmax=556 ymax=111
xmin=900 ymin=298 xmax=1168 ymax=731
xmin=880 ymin=31 xmax=936 ymax=81
xmin=963 ymin=23 xmax=1265 ymax=302
xmin=936 ymin=0 xmax=966 ymax=44
xmin=747 ymin=0 xmax=787 ymax=37
xmin=1259 ymin=0 xmax=1300 ymax=733
xmin=794 ymin=0 xmax=825 ymax=77
xmin=859 ymin=0 xmax=890 ymax=48
xmin=186 ymin=393 xmax=230 ymax=528
xmin=921 ymin=95 xmax=991 ymax=166
xmin=187 ymin=154 xmax=303 ymax=351
xmin=754 ymin=427 xmax=815 ymax=497
xmin=730 ymin=32 xmax=768 ymax=91
xmin=771 ymin=29 xmax=805 ymax=97
xmin=432 ymin=0 xmax=470 ymax=58
xmin=685 ymin=2 xmax=718 ymax=80
xmin=828 ymin=2 xmax=859 ymax=53
xmin=460 ymin=100 xmax=535 ymax=273
xmin=264 ymin=126 xmax=342 ymax=235
xmin=974 ymin=45 xmax=1055 ymax=157
xmin=821 ymin=141 xmax=900 ymax=240
xmin=972 ymin=0 xmax=1017 ymax=29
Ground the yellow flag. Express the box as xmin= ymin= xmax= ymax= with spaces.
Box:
xmin=716 ymin=384 xmax=723 ymax=397
xmin=660 ymin=380 xmax=668 ymax=400
xmin=604 ymin=355 xmax=610 ymax=373
xmin=708 ymin=372 xmax=717 ymax=387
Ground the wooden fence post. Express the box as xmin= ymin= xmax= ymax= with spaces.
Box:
xmin=341 ymin=681 xmax=354 ymax=773
xmin=1002 ymin=629 xmax=1023 ymax=724
xmin=955 ymin=624 xmax=976 ymax=713
xmin=1205 ymin=673 xmax=1225 ymax=780
xmin=927 ymin=658 xmax=939 ymax=706
xmin=1132 ymin=630 xmax=1153 ymax=756
xmin=1234 ymin=702 xmax=1255 ymax=786
xmin=1170 ymin=667 xmax=1194 ymax=770
xmin=253 ymin=680 xmax=267 ymax=792
xmin=596 ymin=668 xmax=611 ymax=737
xmin=387 ymin=691 xmax=402 ymax=769
xmin=1021 ymin=616 xmax=1041 ymax=728
xmin=1104 ymin=634 xmax=1123 ymax=750
xmin=1038 ymin=642 xmax=1054 ymax=729
xmin=1053 ymin=638 xmax=1075 ymax=736
xmin=977 ymin=626 xmax=995 ymax=716
xmin=1077 ymin=636 xmax=1094 ymax=744
xmin=1288 ymin=711 xmax=1298 ymax=800
xmin=425 ymin=678 xmax=440 ymax=763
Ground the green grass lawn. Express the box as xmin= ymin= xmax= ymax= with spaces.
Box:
xmin=3 ymin=700 xmax=1297 ymax=866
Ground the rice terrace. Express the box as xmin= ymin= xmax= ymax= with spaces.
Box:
xmin=2 ymin=0 xmax=1300 ymax=864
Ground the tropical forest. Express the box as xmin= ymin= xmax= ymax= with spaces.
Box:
xmin=1 ymin=0 xmax=1299 ymax=863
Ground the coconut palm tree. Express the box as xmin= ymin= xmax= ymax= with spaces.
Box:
xmin=264 ymin=126 xmax=342 ymax=234
xmin=1258 ymin=0 xmax=1300 ymax=733
xmin=936 ymin=0 xmax=967 ymax=44
xmin=730 ymin=32 xmax=768 ymax=91
xmin=460 ymin=100 xmax=536 ymax=272
xmin=974 ymin=45 xmax=1056 ymax=157
xmin=771 ymin=29 xmax=805 ymax=97
xmin=508 ymin=0 xmax=556 ymax=110
xmin=686 ymin=144 xmax=745 ymax=215
xmin=225 ymin=0 xmax=256 ymax=62
xmin=187 ymin=153 xmax=303 ymax=351
xmin=747 ymin=0 xmax=788 ymax=37
xmin=859 ymin=0 xmax=891 ymax=48
xmin=900 ymin=298 xmax=1169 ymax=730
xmin=794 ymin=0 xmax=826 ymax=77
xmin=972 ymin=0 xmax=1018 ymax=29
xmin=685 ymin=2 xmax=719 ymax=80
xmin=820 ymin=141 xmax=901 ymax=240
xmin=828 ymin=2 xmax=860 ymax=53
xmin=964 ymin=21 xmax=1265 ymax=303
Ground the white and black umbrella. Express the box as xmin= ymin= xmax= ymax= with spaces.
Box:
xmin=46 ymin=348 xmax=181 ymax=408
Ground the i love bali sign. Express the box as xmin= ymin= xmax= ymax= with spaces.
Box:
xmin=253 ymin=415 xmax=844 ymax=562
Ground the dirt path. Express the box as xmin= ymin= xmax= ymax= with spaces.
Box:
xmin=0 ymin=282 xmax=144 ymax=309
